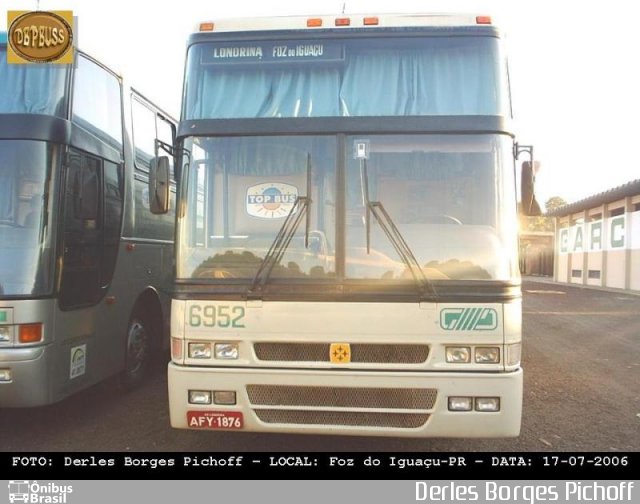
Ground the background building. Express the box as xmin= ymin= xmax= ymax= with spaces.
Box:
xmin=547 ymin=180 xmax=640 ymax=292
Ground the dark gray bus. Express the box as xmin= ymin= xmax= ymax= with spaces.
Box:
xmin=0 ymin=33 xmax=176 ymax=406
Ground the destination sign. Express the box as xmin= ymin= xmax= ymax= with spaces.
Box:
xmin=201 ymin=41 xmax=344 ymax=65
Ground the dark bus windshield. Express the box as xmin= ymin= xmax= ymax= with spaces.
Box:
xmin=0 ymin=46 xmax=69 ymax=117
xmin=184 ymin=35 xmax=509 ymax=119
xmin=0 ymin=140 xmax=57 ymax=296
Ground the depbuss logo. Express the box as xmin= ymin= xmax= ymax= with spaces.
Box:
xmin=7 ymin=481 xmax=73 ymax=504
xmin=7 ymin=10 xmax=74 ymax=63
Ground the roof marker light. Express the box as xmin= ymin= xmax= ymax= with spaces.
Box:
xmin=199 ymin=22 xmax=214 ymax=31
xmin=363 ymin=17 xmax=379 ymax=26
xmin=307 ymin=18 xmax=323 ymax=27
xmin=476 ymin=16 xmax=492 ymax=25
xmin=335 ymin=17 xmax=351 ymax=26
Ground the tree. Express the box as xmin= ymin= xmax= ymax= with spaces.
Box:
xmin=520 ymin=196 xmax=567 ymax=232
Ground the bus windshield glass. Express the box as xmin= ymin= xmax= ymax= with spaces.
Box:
xmin=184 ymin=35 xmax=509 ymax=119
xmin=0 ymin=140 xmax=57 ymax=296
xmin=177 ymin=133 xmax=519 ymax=283
xmin=0 ymin=47 xmax=69 ymax=116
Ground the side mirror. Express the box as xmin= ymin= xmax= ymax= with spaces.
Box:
xmin=521 ymin=160 xmax=542 ymax=216
xmin=149 ymin=156 xmax=170 ymax=214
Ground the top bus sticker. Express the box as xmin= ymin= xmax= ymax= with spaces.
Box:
xmin=201 ymin=41 xmax=344 ymax=65
xmin=246 ymin=182 xmax=298 ymax=219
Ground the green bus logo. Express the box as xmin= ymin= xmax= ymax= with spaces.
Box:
xmin=440 ymin=308 xmax=498 ymax=331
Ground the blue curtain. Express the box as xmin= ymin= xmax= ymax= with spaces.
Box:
xmin=0 ymin=49 xmax=68 ymax=116
xmin=187 ymin=42 xmax=502 ymax=119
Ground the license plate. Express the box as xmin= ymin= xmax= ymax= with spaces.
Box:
xmin=187 ymin=411 xmax=244 ymax=430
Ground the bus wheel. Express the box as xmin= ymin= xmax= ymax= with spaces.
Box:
xmin=119 ymin=310 xmax=153 ymax=390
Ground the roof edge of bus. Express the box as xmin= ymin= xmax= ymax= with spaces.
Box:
xmin=192 ymin=13 xmax=496 ymax=34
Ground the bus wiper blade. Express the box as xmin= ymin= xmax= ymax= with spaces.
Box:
xmin=248 ymin=154 xmax=313 ymax=297
xmin=359 ymin=157 xmax=436 ymax=300
xmin=248 ymin=196 xmax=310 ymax=296
xmin=367 ymin=201 xmax=437 ymax=299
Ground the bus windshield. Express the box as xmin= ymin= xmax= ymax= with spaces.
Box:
xmin=177 ymin=133 xmax=519 ymax=284
xmin=0 ymin=46 xmax=69 ymax=116
xmin=184 ymin=35 xmax=509 ymax=119
xmin=0 ymin=140 xmax=57 ymax=296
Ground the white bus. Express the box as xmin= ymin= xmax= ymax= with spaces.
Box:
xmin=0 ymin=33 xmax=176 ymax=406
xmin=161 ymin=14 xmax=539 ymax=437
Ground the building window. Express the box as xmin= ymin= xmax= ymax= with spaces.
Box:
xmin=609 ymin=207 xmax=625 ymax=217
xmin=588 ymin=270 xmax=601 ymax=279
xmin=571 ymin=269 xmax=582 ymax=278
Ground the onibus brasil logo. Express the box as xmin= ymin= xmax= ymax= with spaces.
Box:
xmin=440 ymin=308 xmax=498 ymax=331
xmin=8 ymin=481 xmax=73 ymax=503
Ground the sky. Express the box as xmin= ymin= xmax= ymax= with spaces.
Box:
xmin=2 ymin=0 xmax=639 ymax=206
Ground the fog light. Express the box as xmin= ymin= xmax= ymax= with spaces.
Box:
xmin=213 ymin=391 xmax=237 ymax=405
xmin=475 ymin=397 xmax=500 ymax=412
xmin=188 ymin=342 xmax=212 ymax=359
xmin=0 ymin=326 xmax=11 ymax=343
xmin=475 ymin=346 xmax=500 ymax=363
xmin=215 ymin=343 xmax=239 ymax=360
xmin=448 ymin=397 xmax=473 ymax=411
xmin=506 ymin=343 xmax=521 ymax=366
xmin=189 ymin=390 xmax=212 ymax=405
xmin=446 ymin=346 xmax=471 ymax=363
xmin=0 ymin=369 xmax=12 ymax=382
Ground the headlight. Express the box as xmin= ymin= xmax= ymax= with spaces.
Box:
xmin=474 ymin=347 xmax=500 ymax=363
xmin=448 ymin=396 xmax=473 ymax=411
xmin=446 ymin=346 xmax=471 ymax=363
xmin=189 ymin=390 xmax=212 ymax=405
xmin=188 ymin=342 xmax=212 ymax=359
xmin=0 ymin=326 xmax=11 ymax=343
xmin=475 ymin=397 xmax=500 ymax=412
xmin=215 ymin=342 xmax=239 ymax=360
xmin=213 ymin=391 xmax=237 ymax=405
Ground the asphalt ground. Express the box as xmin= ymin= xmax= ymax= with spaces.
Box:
xmin=1 ymin=279 xmax=639 ymax=452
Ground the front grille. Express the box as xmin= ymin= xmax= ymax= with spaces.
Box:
xmin=253 ymin=343 xmax=429 ymax=364
xmin=246 ymin=385 xmax=438 ymax=410
xmin=254 ymin=409 xmax=430 ymax=428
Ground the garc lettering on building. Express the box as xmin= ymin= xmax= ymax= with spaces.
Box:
xmin=559 ymin=215 xmax=627 ymax=254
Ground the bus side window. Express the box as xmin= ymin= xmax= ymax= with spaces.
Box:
xmin=72 ymin=54 xmax=123 ymax=155
xmin=131 ymin=98 xmax=156 ymax=173
xmin=156 ymin=115 xmax=175 ymax=181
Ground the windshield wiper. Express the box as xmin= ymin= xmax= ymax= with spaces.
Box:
xmin=359 ymin=158 xmax=437 ymax=300
xmin=248 ymin=153 xmax=312 ymax=297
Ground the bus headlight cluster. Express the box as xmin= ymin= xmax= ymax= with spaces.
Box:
xmin=188 ymin=389 xmax=236 ymax=405
xmin=186 ymin=341 xmax=239 ymax=360
xmin=445 ymin=346 xmax=500 ymax=364
xmin=448 ymin=396 xmax=500 ymax=412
